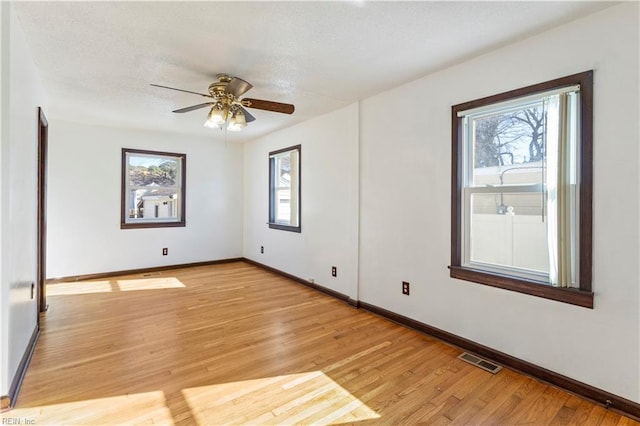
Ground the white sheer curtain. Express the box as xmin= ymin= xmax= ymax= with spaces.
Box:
xmin=289 ymin=150 xmax=299 ymax=226
xmin=545 ymin=95 xmax=560 ymax=286
xmin=546 ymin=91 xmax=579 ymax=287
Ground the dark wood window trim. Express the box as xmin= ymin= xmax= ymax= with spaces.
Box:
xmin=450 ymin=71 xmax=593 ymax=308
xmin=121 ymin=148 xmax=186 ymax=229
xmin=268 ymin=145 xmax=301 ymax=233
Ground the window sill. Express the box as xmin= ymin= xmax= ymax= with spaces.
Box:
xmin=121 ymin=221 xmax=185 ymax=230
xmin=268 ymin=222 xmax=301 ymax=233
xmin=449 ymin=265 xmax=593 ymax=308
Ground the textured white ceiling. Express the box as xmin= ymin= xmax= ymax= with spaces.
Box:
xmin=13 ymin=1 xmax=613 ymax=143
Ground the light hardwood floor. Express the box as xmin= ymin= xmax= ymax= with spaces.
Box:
xmin=3 ymin=261 xmax=638 ymax=425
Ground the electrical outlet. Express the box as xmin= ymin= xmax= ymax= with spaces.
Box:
xmin=162 ymin=248 xmax=168 ymax=256
xmin=260 ymin=246 xmax=264 ymax=254
xmin=331 ymin=266 xmax=337 ymax=277
xmin=402 ymin=281 xmax=410 ymax=295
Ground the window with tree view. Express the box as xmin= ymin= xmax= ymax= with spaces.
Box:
xmin=121 ymin=148 xmax=186 ymax=229
xmin=451 ymin=71 xmax=593 ymax=307
xmin=269 ymin=145 xmax=301 ymax=232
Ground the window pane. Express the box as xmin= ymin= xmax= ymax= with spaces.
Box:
xmin=277 ymin=155 xmax=290 ymax=184
xmin=269 ymin=146 xmax=300 ymax=231
xmin=121 ymin=149 xmax=185 ymax=228
xmin=470 ymin=103 xmax=545 ymax=187
xmin=469 ymin=192 xmax=549 ymax=275
xmin=470 ymin=190 xmax=544 ymax=217
xmin=274 ymin=188 xmax=291 ymax=223
xmin=274 ymin=154 xmax=292 ymax=225
xmin=129 ymin=154 xmax=178 ymax=187
xmin=127 ymin=154 xmax=180 ymax=221
xmin=127 ymin=190 xmax=179 ymax=220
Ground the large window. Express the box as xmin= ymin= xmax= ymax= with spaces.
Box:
xmin=450 ymin=71 xmax=593 ymax=308
xmin=269 ymin=145 xmax=301 ymax=232
xmin=121 ymin=148 xmax=186 ymax=229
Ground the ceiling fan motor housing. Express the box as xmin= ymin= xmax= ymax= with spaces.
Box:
xmin=208 ymin=74 xmax=232 ymax=96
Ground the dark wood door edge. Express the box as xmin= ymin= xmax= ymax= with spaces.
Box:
xmin=37 ymin=107 xmax=48 ymax=314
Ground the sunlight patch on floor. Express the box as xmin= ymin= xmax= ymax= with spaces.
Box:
xmin=47 ymin=280 xmax=114 ymax=295
xmin=116 ymin=277 xmax=185 ymax=291
xmin=4 ymin=373 xmax=379 ymax=425
xmin=2 ymin=391 xmax=173 ymax=425
xmin=47 ymin=277 xmax=185 ymax=295
xmin=182 ymin=371 xmax=381 ymax=425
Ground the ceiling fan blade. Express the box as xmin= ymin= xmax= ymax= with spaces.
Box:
xmin=225 ymin=77 xmax=253 ymax=97
xmin=150 ymin=83 xmax=213 ymax=98
xmin=243 ymin=98 xmax=295 ymax=115
xmin=172 ymin=103 xmax=212 ymax=113
xmin=241 ymin=107 xmax=256 ymax=123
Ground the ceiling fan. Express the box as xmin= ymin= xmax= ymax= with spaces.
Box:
xmin=151 ymin=74 xmax=295 ymax=131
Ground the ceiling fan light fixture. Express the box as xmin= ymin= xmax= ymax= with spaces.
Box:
xmin=152 ymin=74 xmax=295 ymax=133
xmin=204 ymin=106 xmax=226 ymax=127
xmin=203 ymin=120 xmax=221 ymax=129
xmin=234 ymin=110 xmax=247 ymax=126
xmin=227 ymin=116 xmax=242 ymax=132
xmin=203 ymin=114 xmax=220 ymax=129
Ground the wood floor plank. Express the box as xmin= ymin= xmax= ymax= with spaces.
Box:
xmin=496 ymin=378 xmax=548 ymax=424
xmin=1 ymin=262 xmax=638 ymax=425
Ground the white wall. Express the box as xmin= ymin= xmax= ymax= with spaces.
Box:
xmin=243 ymin=103 xmax=359 ymax=300
xmin=5 ymin=0 xmax=637 ymax=408
xmin=359 ymin=2 xmax=639 ymax=401
xmin=241 ymin=3 xmax=639 ymax=401
xmin=47 ymin=121 xmax=243 ymax=278
xmin=0 ymin=3 xmax=47 ymax=397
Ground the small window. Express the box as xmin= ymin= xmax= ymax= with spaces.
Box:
xmin=269 ymin=145 xmax=301 ymax=232
xmin=121 ymin=148 xmax=186 ymax=229
xmin=450 ymin=71 xmax=593 ymax=308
